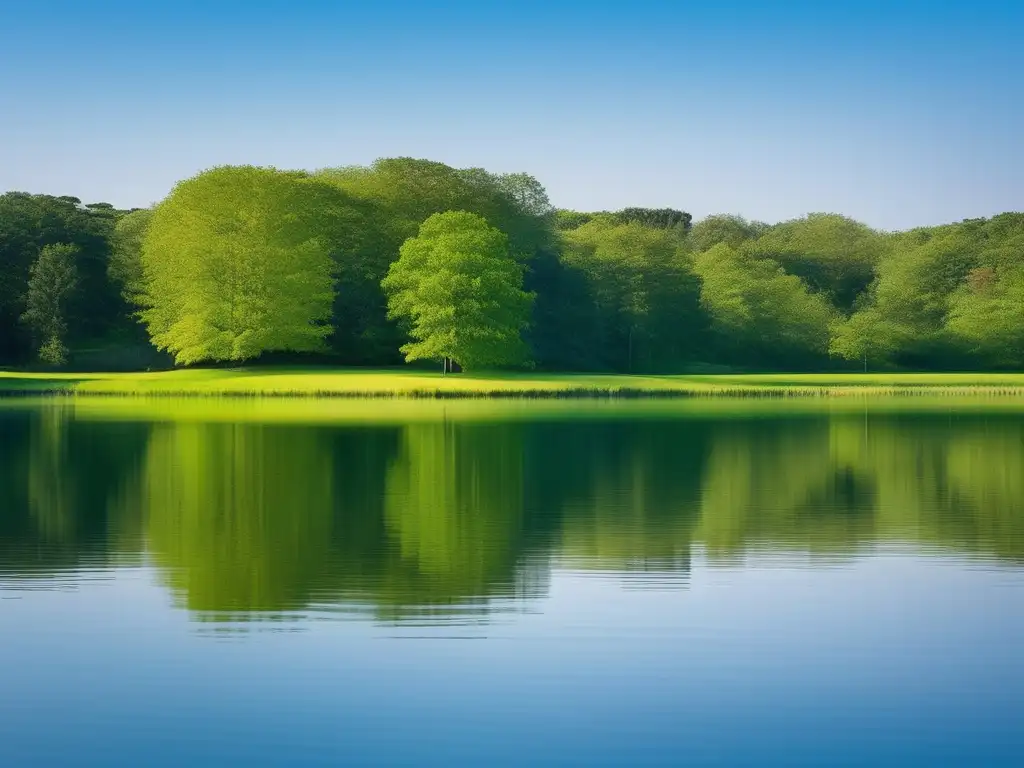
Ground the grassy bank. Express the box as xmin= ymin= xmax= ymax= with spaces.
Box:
xmin=2 ymin=368 xmax=1024 ymax=399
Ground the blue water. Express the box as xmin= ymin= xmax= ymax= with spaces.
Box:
xmin=1 ymin=401 xmax=1021 ymax=766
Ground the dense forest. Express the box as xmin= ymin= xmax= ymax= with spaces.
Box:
xmin=2 ymin=157 xmax=1022 ymax=372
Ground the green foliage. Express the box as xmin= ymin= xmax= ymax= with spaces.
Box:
xmin=694 ymin=244 xmax=834 ymax=365
xmin=139 ymin=166 xmax=339 ymax=365
xmin=318 ymin=158 xmax=553 ymax=258
xmin=38 ymin=336 xmax=68 ymax=366
xmin=108 ymin=208 xmax=153 ymax=304
xmin=315 ymin=159 xmax=556 ymax=363
xmin=563 ymin=219 xmax=705 ymax=371
xmin=3 ymin=159 xmax=1023 ymax=373
xmin=382 ymin=211 xmax=533 ymax=370
xmin=555 ymin=210 xmax=594 ymax=231
xmin=21 ymin=243 xmax=79 ymax=365
xmin=687 ymin=214 xmax=769 ymax=253
xmin=0 ymin=192 xmax=127 ymax=362
xmin=742 ymin=213 xmax=887 ymax=311
xmin=610 ymin=207 xmax=691 ymax=232
xmin=828 ymin=309 xmax=907 ymax=368
xmin=834 ymin=214 xmax=1024 ymax=368
xmin=947 ymin=265 xmax=1024 ymax=366
xmin=494 ymin=172 xmax=556 ymax=219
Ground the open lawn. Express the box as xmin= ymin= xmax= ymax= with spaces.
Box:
xmin=2 ymin=368 xmax=1024 ymax=398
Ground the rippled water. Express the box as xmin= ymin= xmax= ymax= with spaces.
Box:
xmin=1 ymin=399 xmax=1022 ymax=766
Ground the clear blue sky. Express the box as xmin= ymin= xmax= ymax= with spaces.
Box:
xmin=1 ymin=0 xmax=1021 ymax=230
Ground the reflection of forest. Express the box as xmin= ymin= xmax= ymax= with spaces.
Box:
xmin=1 ymin=407 xmax=1022 ymax=620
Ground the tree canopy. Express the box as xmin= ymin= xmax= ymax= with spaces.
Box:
xmin=381 ymin=211 xmax=533 ymax=370
xmin=139 ymin=166 xmax=341 ymax=365
xmin=694 ymin=244 xmax=835 ymax=367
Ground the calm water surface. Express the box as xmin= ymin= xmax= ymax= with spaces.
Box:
xmin=1 ymin=399 xmax=1022 ymax=767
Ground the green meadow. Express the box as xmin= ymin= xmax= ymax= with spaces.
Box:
xmin=3 ymin=367 xmax=1024 ymax=399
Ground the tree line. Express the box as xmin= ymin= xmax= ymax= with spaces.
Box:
xmin=1 ymin=157 xmax=1022 ymax=372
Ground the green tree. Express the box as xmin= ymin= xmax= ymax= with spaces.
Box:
xmin=316 ymin=159 xmax=555 ymax=364
xmin=694 ymin=243 xmax=834 ymax=366
xmin=381 ymin=211 xmax=533 ymax=371
xmin=610 ymin=207 xmax=691 ymax=232
xmin=139 ymin=166 xmax=340 ymax=365
xmin=742 ymin=213 xmax=887 ymax=311
xmin=0 ymin=193 xmax=127 ymax=363
xmin=555 ymin=209 xmax=595 ymax=231
xmin=828 ymin=309 xmax=907 ymax=370
xmin=687 ymin=214 xmax=769 ymax=253
xmin=494 ymin=172 xmax=556 ymax=221
xmin=842 ymin=226 xmax=984 ymax=367
xmin=946 ymin=265 xmax=1024 ymax=366
xmin=942 ymin=214 xmax=1024 ymax=366
xmin=563 ymin=219 xmax=705 ymax=371
xmin=108 ymin=207 xmax=154 ymax=304
xmin=21 ymin=244 xmax=79 ymax=365
xmin=318 ymin=158 xmax=553 ymax=259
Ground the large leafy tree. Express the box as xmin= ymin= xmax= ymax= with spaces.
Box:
xmin=694 ymin=244 xmax=834 ymax=366
xmin=139 ymin=166 xmax=342 ymax=365
xmin=21 ymin=243 xmax=79 ymax=365
xmin=381 ymin=211 xmax=533 ymax=371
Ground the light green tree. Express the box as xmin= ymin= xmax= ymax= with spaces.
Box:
xmin=381 ymin=211 xmax=533 ymax=371
xmin=832 ymin=228 xmax=982 ymax=366
xmin=139 ymin=166 xmax=338 ymax=365
xmin=693 ymin=243 xmax=834 ymax=365
xmin=946 ymin=265 xmax=1024 ymax=366
xmin=21 ymin=243 xmax=79 ymax=365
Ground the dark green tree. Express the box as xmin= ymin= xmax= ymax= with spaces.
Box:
xmin=563 ymin=219 xmax=705 ymax=371
xmin=0 ymin=193 xmax=127 ymax=363
xmin=21 ymin=244 xmax=79 ymax=365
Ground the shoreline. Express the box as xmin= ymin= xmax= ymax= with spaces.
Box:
xmin=3 ymin=369 xmax=1024 ymax=399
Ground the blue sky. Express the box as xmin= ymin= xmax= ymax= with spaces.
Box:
xmin=1 ymin=0 xmax=1021 ymax=230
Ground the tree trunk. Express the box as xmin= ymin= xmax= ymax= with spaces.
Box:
xmin=628 ymin=327 xmax=634 ymax=373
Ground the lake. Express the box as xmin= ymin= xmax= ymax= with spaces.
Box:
xmin=1 ymin=398 xmax=1021 ymax=767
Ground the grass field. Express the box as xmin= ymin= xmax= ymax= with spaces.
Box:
xmin=2 ymin=367 xmax=1024 ymax=399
